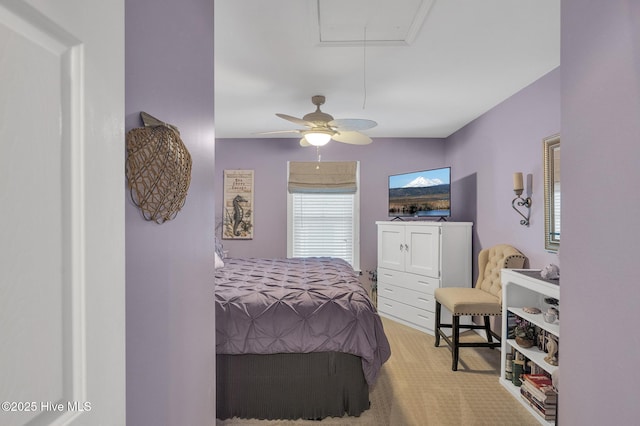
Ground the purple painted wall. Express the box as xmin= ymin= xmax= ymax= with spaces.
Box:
xmin=561 ymin=1 xmax=640 ymax=424
xmin=446 ymin=67 xmax=561 ymax=270
xmin=125 ymin=0 xmax=216 ymax=425
xmin=215 ymin=137 xmax=444 ymax=283
xmin=215 ymin=70 xmax=561 ymax=284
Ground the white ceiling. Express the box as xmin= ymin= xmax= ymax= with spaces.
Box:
xmin=214 ymin=0 xmax=560 ymax=139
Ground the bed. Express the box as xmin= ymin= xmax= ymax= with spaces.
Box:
xmin=215 ymin=257 xmax=391 ymax=420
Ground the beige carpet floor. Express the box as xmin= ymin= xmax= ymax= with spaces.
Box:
xmin=216 ymin=317 xmax=540 ymax=426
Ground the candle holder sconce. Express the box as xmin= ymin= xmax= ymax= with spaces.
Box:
xmin=512 ymin=172 xmax=532 ymax=226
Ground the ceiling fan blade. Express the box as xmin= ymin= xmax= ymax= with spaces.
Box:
xmin=276 ymin=113 xmax=314 ymax=128
xmin=254 ymin=129 xmax=302 ymax=135
xmin=328 ymin=118 xmax=377 ymax=131
xmin=332 ymin=131 xmax=372 ymax=145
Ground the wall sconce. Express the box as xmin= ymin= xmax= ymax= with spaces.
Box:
xmin=512 ymin=172 xmax=532 ymax=226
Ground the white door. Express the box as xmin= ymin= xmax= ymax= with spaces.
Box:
xmin=0 ymin=1 xmax=124 ymax=425
xmin=405 ymin=226 xmax=441 ymax=277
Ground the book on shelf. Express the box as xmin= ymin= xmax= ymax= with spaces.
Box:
xmin=520 ymin=388 xmax=557 ymax=420
xmin=528 ymin=362 xmax=551 ymax=375
xmin=507 ymin=311 xmax=517 ymax=339
xmin=521 ymin=373 xmax=556 ymax=395
xmin=521 ymin=395 xmax=556 ymax=420
xmin=521 ymin=380 xmax=557 ymax=404
xmin=520 ymin=390 xmax=557 ymax=414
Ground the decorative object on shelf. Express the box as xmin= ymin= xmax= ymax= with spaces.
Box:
xmin=545 ymin=297 xmax=560 ymax=320
xmin=223 ymin=170 xmax=254 ymax=239
xmin=552 ymin=368 xmax=560 ymax=391
xmin=523 ymin=306 xmax=541 ymax=314
xmin=511 ymin=351 xmax=531 ymax=387
xmin=126 ymin=112 xmax=192 ymax=224
xmin=544 ymin=335 xmax=559 ymax=366
xmin=515 ymin=337 xmax=535 ymax=348
xmin=543 ymin=312 xmax=557 ymax=323
xmin=544 ymin=297 xmax=559 ymax=306
xmin=541 ymin=264 xmax=560 ymax=280
xmin=514 ymin=316 xmax=536 ymax=348
xmin=512 ymin=172 xmax=533 ymax=226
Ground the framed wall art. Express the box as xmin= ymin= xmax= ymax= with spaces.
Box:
xmin=222 ymin=169 xmax=254 ymax=239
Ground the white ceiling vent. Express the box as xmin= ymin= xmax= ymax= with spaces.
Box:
xmin=314 ymin=0 xmax=434 ymax=46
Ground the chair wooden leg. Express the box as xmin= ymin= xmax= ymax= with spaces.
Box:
xmin=434 ymin=301 xmax=441 ymax=347
xmin=452 ymin=315 xmax=460 ymax=371
xmin=484 ymin=316 xmax=493 ymax=346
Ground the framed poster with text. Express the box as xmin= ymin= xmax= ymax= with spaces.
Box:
xmin=222 ymin=169 xmax=254 ymax=239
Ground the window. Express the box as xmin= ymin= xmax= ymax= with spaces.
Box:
xmin=287 ymin=162 xmax=360 ymax=270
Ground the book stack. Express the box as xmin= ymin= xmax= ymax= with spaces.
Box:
xmin=519 ymin=373 xmax=557 ymax=421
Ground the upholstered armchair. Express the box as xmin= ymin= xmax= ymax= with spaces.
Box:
xmin=434 ymin=244 xmax=526 ymax=371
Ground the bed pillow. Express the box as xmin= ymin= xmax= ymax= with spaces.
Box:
xmin=215 ymin=251 xmax=225 ymax=268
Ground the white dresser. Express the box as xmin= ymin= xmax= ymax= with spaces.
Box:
xmin=376 ymin=221 xmax=472 ymax=335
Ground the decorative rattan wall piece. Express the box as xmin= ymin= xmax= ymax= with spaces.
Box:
xmin=126 ymin=112 xmax=192 ymax=224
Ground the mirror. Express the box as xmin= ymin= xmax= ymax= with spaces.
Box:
xmin=543 ymin=134 xmax=560 ymax=252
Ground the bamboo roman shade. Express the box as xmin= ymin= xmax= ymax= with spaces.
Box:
xmin=288 ymin=161 xmax=357 ymax=193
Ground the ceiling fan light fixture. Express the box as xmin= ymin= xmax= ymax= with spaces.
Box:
xmin=304 ymin=130 xmax=332 ymax=146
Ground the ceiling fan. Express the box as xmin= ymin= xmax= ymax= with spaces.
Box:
xmin=260 ymin=95 xmax=377 ymax=147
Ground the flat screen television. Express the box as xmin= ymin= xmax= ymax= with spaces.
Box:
xmin=388 ymin=166 xmax=451 ymax=219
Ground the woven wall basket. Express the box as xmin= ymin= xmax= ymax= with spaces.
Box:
xmin=126 ymin=115 xmax=192 ymax=224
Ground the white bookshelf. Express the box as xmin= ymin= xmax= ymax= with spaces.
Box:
xmin=500 ymin=269 xmax=560 ymax=425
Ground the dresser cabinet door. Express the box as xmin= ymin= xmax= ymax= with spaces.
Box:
xmin=377 ymin=224 xmax=404 ymax=270
xmin=404 ymin=226 xmax=440 ymax=277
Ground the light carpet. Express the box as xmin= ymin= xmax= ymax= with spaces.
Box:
xmin=216 ymin=317 xmax=539 ymax=426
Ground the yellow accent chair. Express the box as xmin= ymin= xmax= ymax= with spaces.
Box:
xmin=434 ymin=244 xmax=526 ymax=371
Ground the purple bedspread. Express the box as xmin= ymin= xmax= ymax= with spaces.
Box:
xmin=215 ymin=257 xmax=391 ymax=385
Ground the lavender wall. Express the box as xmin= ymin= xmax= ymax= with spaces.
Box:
xmin=561 ymin=1 xmax=640 ymax=424
xmin=215 ymin=69 xmax=560 ymax=286
xmin=215 ymin=137 xmax=444 ymax=284
xmin=125 ymin=0 xmax=216 ymax=424
xmin=446 ymin=68 xmax=561 ymax=270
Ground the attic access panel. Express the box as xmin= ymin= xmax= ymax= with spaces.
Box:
xmin=315 ymin=0 xmax=434 ymax=46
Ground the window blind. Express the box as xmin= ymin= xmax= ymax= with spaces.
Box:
xmin=288 ymin=161 xmax=357 ymax=193
xmin=291 ymin=192 xmax=355 ymax=265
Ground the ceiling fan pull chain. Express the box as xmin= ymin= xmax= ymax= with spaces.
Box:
xmin=316 ymin=146 xmax=321 ymax=169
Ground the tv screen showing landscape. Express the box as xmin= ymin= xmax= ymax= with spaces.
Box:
xmin=388 ymin=167 xmax=451 ymax=218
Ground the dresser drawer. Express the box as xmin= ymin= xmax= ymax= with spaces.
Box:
xmin=377 ymin=297 xmax=434 ymax=332
xmin=378 ymin=267 xmax=439 ymax=295
xmin=378 ymin=280 xmax=434 ymax=312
